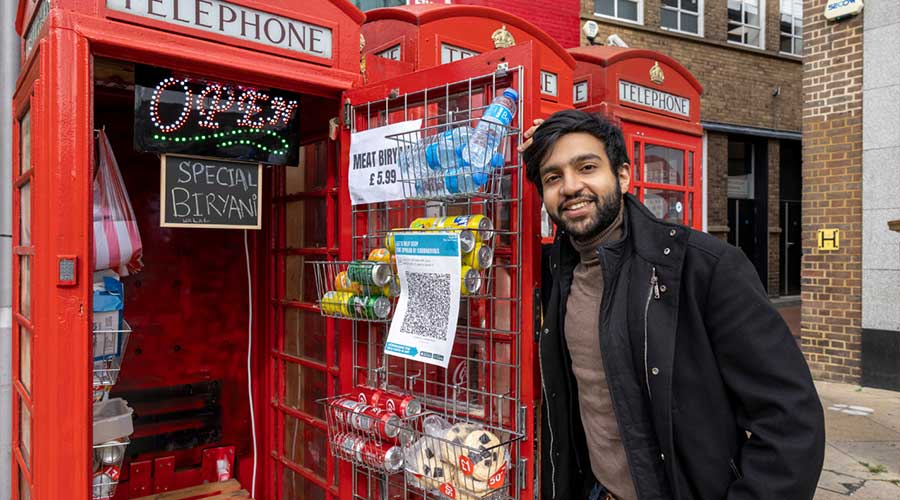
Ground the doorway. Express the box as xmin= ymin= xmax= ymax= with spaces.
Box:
xmin=727 ymin=136 xmax=768 ymax=284
xmin=779 ymin=140 xmax=802 ymax=297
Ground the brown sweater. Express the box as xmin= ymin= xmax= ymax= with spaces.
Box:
xmin=564 ymin=203 xmax=637 ymax=500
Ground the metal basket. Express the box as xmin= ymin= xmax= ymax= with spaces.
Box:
xmin=318 ymin=394 xmax=417 ymax=475
xmin=92 ymin=321 xmax=131 ymax=403
xmin=311 ymin=260 xmax=398 ymax=322
xmin=403 ymin=413 xmax=520 ymax=500
xmin=387 ymin=120 xmax=518 ymax=202
xmin=92 ymin=438 xmax=129 ymax=499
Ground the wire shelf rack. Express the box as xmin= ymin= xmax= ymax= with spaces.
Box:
xmin=344 ymin=66 xmax=527 ymax=500
xmin=311 ymin=260 xmax=398 ymax=322
xmin=92 ymin=438 xmax=129 ymax=499
xmin=386 ymin=120 xmax=518 ymax=202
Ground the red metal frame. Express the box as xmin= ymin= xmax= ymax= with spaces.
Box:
xmin=12 ymin=1 xmax=362 ymax=498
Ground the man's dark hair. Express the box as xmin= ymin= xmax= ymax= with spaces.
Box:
xmin=523 ymin=110 xmax=630 ymax=195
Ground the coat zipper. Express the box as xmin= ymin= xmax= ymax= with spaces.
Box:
xmin=538 ymin=314 xmax=558 ymax=497
xmin=644 ymin=266 xmax=660 ymax=401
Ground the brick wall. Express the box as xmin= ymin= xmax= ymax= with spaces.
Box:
xmin=768 ymin=139 xmax=781 ymax=295
xmin=706 ymin=132 xmax=729 ymax=239
xmin=580 ymin=0 xmax=802 ymax=131
xmin=457 ymin=0 xmax=582 ymax=47
xmin=800 ymin=0 xmax=864 ymax=383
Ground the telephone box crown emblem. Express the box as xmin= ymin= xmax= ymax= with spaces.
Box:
xmin=650 ymin=61 xmax=665 ymax=85
xmin=492 ymin=25 xmax=516 ymax=49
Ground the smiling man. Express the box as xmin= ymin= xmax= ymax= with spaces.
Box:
xmin=522 ymin=110 xmax=825 ymax=500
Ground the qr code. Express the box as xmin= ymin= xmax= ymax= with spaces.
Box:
xmin=399 ymin=272 xmax=452 ymax=340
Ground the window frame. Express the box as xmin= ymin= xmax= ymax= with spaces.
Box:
xmin=727 ymin=0 xmax=766 ymax=50
xmin=660 ymin=0 xmax=704 ymax=37
xmin=779 ymin=0 xmax=803 ymax=57
xmin=594 ymin=0 xmax=645 ymax=26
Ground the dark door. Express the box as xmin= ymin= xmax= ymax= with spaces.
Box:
xmin=779 ymin=140 xmax=802 ymax=296
xmin=727 ymin=137 xmax=768 ymax=285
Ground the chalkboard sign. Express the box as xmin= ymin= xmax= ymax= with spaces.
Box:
xmin=160 ymin=154 xmax=262 ymax=229
xmin=135 ymin=65 xmax=301 ymax=166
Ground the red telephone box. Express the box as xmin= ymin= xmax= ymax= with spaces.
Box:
xmin=360 ymin=4 xmax=575 ymax=117
xmin=10 ymin=2 xmax=564 ymax=500
xmin=11 ymin=1 xmax=362 ymax=499
xmin=569 ymin=46 xmax=703 ymax=230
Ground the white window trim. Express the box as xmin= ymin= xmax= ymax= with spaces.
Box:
xmin=726 ymin=0 xmax=766 ymax=50
xmin=778 ymin=1 xmax=803 ymax=56
xmin=660 ymin=0 xmax=705 ymax=38
xmin=594 ymin=0 xmax=645 ymax=26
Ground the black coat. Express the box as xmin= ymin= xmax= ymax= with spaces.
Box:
xmin=539 ymin=194 xmax=825 ymax=500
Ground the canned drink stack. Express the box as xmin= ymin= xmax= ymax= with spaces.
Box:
xmin=438 ymin=215 xmax=495 ymax=243
xmin=407 ymin=217 xmax=476 ymax=253
xmin=462 ymin=243 xmax=494 ymax=271
xmin=460 ymin=266 xmax=483 ymax=295
xmin=347 ymin=260 xmax=392 ymax=287
xmin=355 ymin=386 xmax=423 ymax=418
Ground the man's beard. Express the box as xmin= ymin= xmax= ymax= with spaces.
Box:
xmin=548 ymin=182 xmax=622 ymax=242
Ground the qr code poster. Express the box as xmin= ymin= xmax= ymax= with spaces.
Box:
xmin=385 ymin=231 xmax=462 ymax=368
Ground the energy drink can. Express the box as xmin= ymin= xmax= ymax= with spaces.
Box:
xmin=368 ymin=248 xmax=392 ymax=263
xmin=348 ymin=260 xmax=392 ymax=287
xmin=321 ymin=291 xmax=353 ymax=317
xmin=360 ymin=440 xmax=405 ymax=473
xmin=461 ymin=266 xmax=483 ymax=295
xmin=334 ymin=271 xmax=362 ymax=294
xmin=462 ymin=243 xmax=493 ymax=271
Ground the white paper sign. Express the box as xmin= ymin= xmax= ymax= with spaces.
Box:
xmin=349 ymin=120 xmax=422 ymax=205
xmin=385 ymin=232 xmax=461 ymax=368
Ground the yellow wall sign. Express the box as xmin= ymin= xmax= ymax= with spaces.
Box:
xmin=817 ymin=228 xmax=840 ymax=250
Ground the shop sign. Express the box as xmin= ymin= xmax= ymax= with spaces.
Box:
xmin=441 ymin=43 xmax=479 ymax=64
xmin=541 ymin=71 xmax=558 ymax=97
xmin=824 ymin=0 xmax=863 ymax=21
xmin=24 ymin=0 xmax=50 ymax=58
xmin=574 ymin=81 xmax=589 ymax=104
xmin=106 ymin=0 xmax=332 ymax=59
xmin=618 ymin=80 xmax=690 ymax=118
xmin=348 ymin=119 xmax=422 ymax=205
xmin=134 ymin=65 xmax=301 ymax=166
xmin=160 ymin=154 xmax=261 ymax=229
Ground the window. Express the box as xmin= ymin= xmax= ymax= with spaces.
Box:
xmin=350 ymin=0 xmax=405 ymax=11
xmin=595 ymin=0 xmax=643 ymax=24
xmin=728 ymin=0 xmax=763 ymax=48
xmin=780 ymin=0 xmax=803 ymax=55
xmin=661 ymin=0 xmax=701 ymax=35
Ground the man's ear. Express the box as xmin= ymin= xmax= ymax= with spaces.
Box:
xmin=618 ymin=163 xmax=632 ymax=194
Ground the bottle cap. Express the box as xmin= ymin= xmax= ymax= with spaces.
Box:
xmin=491 ymin=152 xmax=505 ymax=168
xmin=502 ymin=88 xmax=519 ymax=102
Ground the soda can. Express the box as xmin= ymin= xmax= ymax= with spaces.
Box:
xmin=409 ymin=217 xmax=439 ymax=230
xmin=437 ymin=215 xmax=494 ymax=243
xmin=461 ymin=266 xmax=483 ymax=295
xmin=97 ymin=442 xmax=125 ymax=466
xmin=360 ymin=440 xmax=405 ymax=473
xmin=334 ymin=271 xmax=362 ymax=295
xmin=355 ymin=386 xmax=423 ymax=418
xmin=364 ymin=296 xmax=391 ymax=320
xmin=357 ymin=405 xmax=402 ymax=439
xmin=368 ymin=248 xmax=392 ymax=263
xmin=385 ymin=277 xmax=401 ymax=298
xmin=329 ymin=397 xmax=365 ymax=426
xmin=385 ymin=231 xmax=398 ymax=254
xmin=457 ymin=230 xmax=477 ymax=254
xmin=334 ymin=432 xmax=366 ymax=462
xmin=462 ymin=243 xmax=494 ymax=271
xmin=321 ymin=291 xmax=353 ymax=317
xmin=348 ymin=260 xmax=392 ymax=287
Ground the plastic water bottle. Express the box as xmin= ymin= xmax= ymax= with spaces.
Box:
xmin=425 ymin=126 xmax=472 ymax=171
xmin=459 ymin=88 xmax=518 ymax=174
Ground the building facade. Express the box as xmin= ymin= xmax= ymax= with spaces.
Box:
xmin=802 ymin=0 xmax=900 ymax=387
xmin=579 ymin=0 xmax=805 ymax=298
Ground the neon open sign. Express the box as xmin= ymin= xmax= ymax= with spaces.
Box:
xmin=134 ymin=65 xmax=301 ymax=165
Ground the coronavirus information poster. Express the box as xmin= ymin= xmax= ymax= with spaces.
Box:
xmin=385 ymin=231 xmax=461 ymax=368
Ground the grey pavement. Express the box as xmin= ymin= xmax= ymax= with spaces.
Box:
xmin=815 ymin=381 xmax=900 ymax=499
